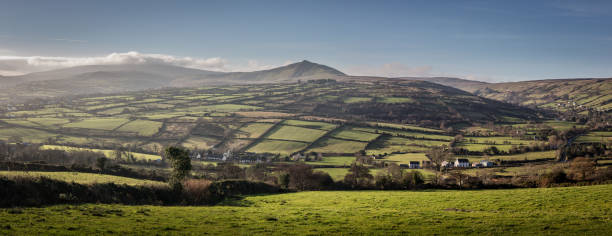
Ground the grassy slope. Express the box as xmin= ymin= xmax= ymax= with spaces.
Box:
xmin=468 ymin=78 xmax=612 ymax=112
xmin=1 ymin=185 xmax=611 ymax=235
xmin=0 ymin=171 xmax=164 ymax=186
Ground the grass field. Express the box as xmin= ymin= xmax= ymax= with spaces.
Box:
xmin=181 ymin=136 xmax=220 ymax=150
xmin=0 ymin=171 xmax=164 ymax=186
xmin=63 ymin=118 xmax=130 ymax=131
xmin=307 ymin=138 xmax=368 ymax=153
xmin=267 ymin=125 xmax=327 ymax=142
xmin=238 ymin=123 xmax=275 ymax=138
xmin=384 ymin=153 xmax=429 ymax=165
xmin=0 ymin=127 xmax=57 ymax=143
xmin=463 ymin=136 xmax=538 ymax=145
xmin=308 ymin=156 xmax=355 ymax=166
xmin=493 ymin=150 xmax=557 ymax=161
xmin=315 ymin=168 xmax=350 ymax=180
xmin=344 ymin=97 xmax=372 ymax=103
xmin=455 ymin=143 xmax=516 ymax=152
xmin=247 ymin=140 xmax=308 ymax=154
xmin=284 ymin=120 xmax=337 ymax=131
xmin=377 ymin=97 xmax=415 ymax=104
xmin=116 ymin=119 xmax=163 ymax=136
xmin=2 ymin=185 xmax=611 ymax=235
xmin=370 ymin=122 xmax=443 ymax=133
xmin=41 ymin=145 xmax=161 ymax=161
xmin=330 ymin=127 xmax=380 ymax=142
xmin=576 ymin=131 xmax=612 ymax=143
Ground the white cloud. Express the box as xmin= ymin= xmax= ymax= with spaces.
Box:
xmin=344 ymin=63 xmax=433 ymax=77
xmin=0 ymin=51 xmax=285 ymax=76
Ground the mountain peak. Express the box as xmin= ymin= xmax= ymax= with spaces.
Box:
xmin=281 ymin=60 xmax=345 ymax=77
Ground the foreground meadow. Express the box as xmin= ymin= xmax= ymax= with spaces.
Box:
xmin=1 ymin=184 xmax=611 ymax=235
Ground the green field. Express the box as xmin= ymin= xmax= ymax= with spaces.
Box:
xmin=377 ymin=97 xmax=415 ymax=104
xmin=0 ymin=171 xmax=164 ymax=186
xmin=63 ymin=118 xmax=130 ymax=131
xmin=576 ymin=131 xmax=612 ymax=143
xmin=344 ymin=97 xmax=372 ymax=103
xmin=455 ymin=143 xmax=516 ymax=152
xmin=41 ymin=145 xmax=161 ymax=161
xmin=267 ymin=125 xmax=327 ymax=142
xmin=494 ymin=150 xmax=557 ymax=161
xmin=384 ymin=153 xmax=429 ymax=165
xmin=0 ymin=127 xmax=57 ymax=143
xmin=307 ymin=138 xmax=368 ymax=153
xmin=315 ymin=168 xmax=350 ymax=180
xmin=181 ymin=136 xmax=220 ymax=150
xmin=115 ymin=119 xmax=162 ymax=136
xmin=330 ymin=127 xmax=380 ymax=142
xmin=2 ymin=185 xmax=611 ymax=235
xmin=238 ymin=123 xmax=275 ymax=138
xmin=247 ymin=140 xmax=308 ymax=154
xmin=308 ymin=156 xmax=355 ymax=166
xmin=370 ymin=122 xmax=443 ymax=133
xmin=283 ymin=120 xmax=337 ymax=131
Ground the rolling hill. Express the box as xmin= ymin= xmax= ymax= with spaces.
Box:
xmin=396 ymin=76 xmax=612 ymax=113
xmin=466 ymin=78 xmax=612 ymax=113
xmin=0 ymin=61 xmax=345 ymax=102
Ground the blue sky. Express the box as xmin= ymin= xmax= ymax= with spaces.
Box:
xmin=0 ymin=0 xmax=611 ymax=81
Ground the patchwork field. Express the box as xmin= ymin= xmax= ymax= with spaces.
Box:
xmin=2 ymin=184 xmax=610 ymax=235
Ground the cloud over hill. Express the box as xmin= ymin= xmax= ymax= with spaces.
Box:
xmin=0 ymin=52 xmax=287 ymax=76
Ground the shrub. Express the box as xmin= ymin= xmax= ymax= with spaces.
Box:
xmin=182 ymin=179 xmax=215 ymax=205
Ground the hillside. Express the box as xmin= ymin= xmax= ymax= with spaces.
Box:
xmin=396 ymin=76 xmax=488 ymax=90
xmin=395 ymin=76 xmax=612 ymax=113
xmin=0 ymin=61 xmax=345 ymax=103
xmin=0 ymin=80 xmax=539 ymax=155
xmin=467 ymin=78 xmax=612 ymax=113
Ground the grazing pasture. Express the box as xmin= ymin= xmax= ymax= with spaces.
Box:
xmin=63 ymin=118 xmax=130 ymax=131
xmin=307 ymin=138 xmax=368 ymax=154
xmin=331 ymin=127 xmax=380 ymax=142
xmin=2 ymin=185 xmax=610 ymax=235
xmin=384 ymin=153 xmax=429 ymax=165
xmin=267 ymin=125 xmax=327 ymax=142
xmin=247 ymin=140 xmax=308 ymax=154
xmin=116 ymin=120 xmax=163 ymax=136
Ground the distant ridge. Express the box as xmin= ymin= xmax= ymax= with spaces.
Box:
xmin=0 ymin=60 xmax=346 ymax=102
xmin=396 ymin=77 xmax=487 ymax=90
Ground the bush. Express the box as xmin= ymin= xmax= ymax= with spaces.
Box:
xmin=182 ymin=179 xmax=215 ymax=205
xmin=539 ymin=168 xmax=568 ymax=187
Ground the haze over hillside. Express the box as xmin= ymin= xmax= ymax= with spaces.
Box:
xmin=0 ymin=59 xmax=610 ymax=114
xmin=0 ymin=60 xmax=345 ymax=102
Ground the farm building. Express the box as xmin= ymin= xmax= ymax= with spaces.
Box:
xmin=441 ymin=161 xmax=452 ymax=168
xmin=454 ymin=158 xmax=470 ymax=168
xmin=480 ymin=160 xmax=495 ymax=167
xmin=409 ymin=161 xmax=420 ymax=169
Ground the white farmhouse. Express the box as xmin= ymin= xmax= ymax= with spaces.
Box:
xmin=454 ymin=158 xmax=470 ymax=168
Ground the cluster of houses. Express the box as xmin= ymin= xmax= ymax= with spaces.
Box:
xmin=191 ymin=150 xmax=269 ymax=163
xmin=401 ymin=158 xmax=495 ymax=169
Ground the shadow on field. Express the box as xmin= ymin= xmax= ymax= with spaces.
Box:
xmin=217 ymin=196 xmax=254 ymax=207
